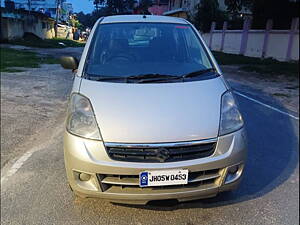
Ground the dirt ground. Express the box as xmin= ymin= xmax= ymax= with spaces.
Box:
xmin=0 ymin=64 xmax=73 ymax=168
xmin=221 ymin=65 xmax=299 ymax=114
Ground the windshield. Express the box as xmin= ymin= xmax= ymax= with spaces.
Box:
xmin=85 ymin=22 xmax=214 ymax=81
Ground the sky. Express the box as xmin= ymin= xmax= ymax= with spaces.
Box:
xmin=68 ymin=0 xmax=95 ymax=13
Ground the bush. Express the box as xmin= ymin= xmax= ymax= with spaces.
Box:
xmin=193 ymin=0 xmax=228 ymax=33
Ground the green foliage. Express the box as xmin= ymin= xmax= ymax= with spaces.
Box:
xmin=94 ymin=0 xmax=135 ymax=14
xmin=76 ymin=8 xmax=112 ymax=29
xmin=224 ymin=0 xmax=252 ymax=14
xmin=7 ymin=37 xmax=85 ymax=48
xmin=251 ymin=0 xmax=299 ymax=29
xmin=0 ymin=48 xmax=59 ymax=72
xmin=225 ymin=0 xmax=243 ymax=14
xmin=76 ymin=12 xmax=94 ymax=29
xmin=193 ymin=0 xmax=228 ymax=32
xmin=70 ymin=18 xmax=82 ymax=29
xmin=223 ymin=0 xmax=252 ymax=29
xmin=138 ymin=0 xmax=153 ymax=14
xmin=213 ymin=51 xmax=299 ymax=77
xmin=77 ymin=0 xmax=151 ymax=28
xmin=223 ymin=0 xmax=299 ymax=29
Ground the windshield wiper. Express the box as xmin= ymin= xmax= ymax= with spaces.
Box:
xmin=127 ymin=73 xmax=180 ymax=80
xmin=87 ymin=75 xmax=127 ymax=82
xmin=182 ymin=68 xmax=216 ymax=79
xmin=86 ymin=73 xmax=180 ymax=83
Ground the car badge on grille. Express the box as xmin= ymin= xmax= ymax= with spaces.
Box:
xmin=156 ymin=148 xmax=170 ymax=162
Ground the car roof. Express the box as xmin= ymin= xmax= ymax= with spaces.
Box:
xmin=100 ymin=15 xmax=188 ymax=25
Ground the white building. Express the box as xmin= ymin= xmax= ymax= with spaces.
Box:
xmin=61 ymin=2 xmax=73 ymax=22
xmin=3 ymin=0 xmax=73 ymax=21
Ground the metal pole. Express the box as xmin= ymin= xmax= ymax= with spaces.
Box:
xmin=28 ymin=0 xmax=31 ymax=13
xmin=55 ymin=0 xmax=60 ymax=38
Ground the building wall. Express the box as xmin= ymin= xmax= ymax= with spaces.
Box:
xmin=61 ymin=2 xmax=73 ymax=22
xmin=0 ymin=10 xmax=56 ymax=40
xmin=1 ymin=18 xmax=24 ymax=40
xmin=57 ymin=25 xmax=73 ymax=39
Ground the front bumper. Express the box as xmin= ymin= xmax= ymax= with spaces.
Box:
xmin=64 ymin=128 xmax=247 ymax=205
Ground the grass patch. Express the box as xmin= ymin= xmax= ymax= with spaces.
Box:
xmin=273 ymin=93 xmax=290 ymax=97
xmin=40 ymin=57 xmax=60 ymax=64
xmin=5 ymin=33 xmax=85 ymax=48
xmin=1 ymin=68 xmax=24 ymax=72
xmin=1 ymin=47 xmax=59 ymax=72
xmin=8 ymin=38 xmax=85 ymax=48
xmin=286 ymin=85 xmax=299 ymax=89
xmin=212 ymin=51 xmax=299 ymax=77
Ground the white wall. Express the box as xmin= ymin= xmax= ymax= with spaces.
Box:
xmin=202 ymin=29 xmax=299 ymax=61
xmin=211 ymin=32 xmax=222 ymax=51
xmin=244 ymin=31 xmax=265 ymax=58
xmin=291 ymin=33 xmax=299 ymax=61
xmin=265 ymin=32 xmax=290 ymax=61
xmin=223 ymin=31 xmax=242 ymax=54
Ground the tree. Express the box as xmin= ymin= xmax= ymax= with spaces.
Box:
xmin=224 ymin=0 xmax=253 ymax=15
xmin=93 ymin=0 xmax=135 ymax=14
xmin=224 ymin=0 xmax=242 ymax=15
xmin=138 ymin=0 xmax=153 ymax=14
xmin=93 ymin=0 xmax=101 ymax=11
xmin=251 ymin=0 xmax=299 ymax=29
xmin=224 ymin=0 xmax=252 ymax=29
xmin=76 ymin=9 xmax=112 ymax=29
xmin=77 ymin=12 xmax=93 ymax=28
xmin=193 ymin=0 xmax=228 ymax=32
xmin=70 ymin=17 xmax=83 ymax=29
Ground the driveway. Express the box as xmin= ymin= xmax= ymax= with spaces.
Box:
xmin=1 ymin=47 xmax=299 ymax=225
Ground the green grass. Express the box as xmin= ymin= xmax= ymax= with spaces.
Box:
xmin=273 ymin=93 xmax=290 ymax=97
xmin=6 ymin=37 xmax=85 ymax=48
xmin=0 ymin=47 xmax=60 ymax=72
xmin=212 ymin=51 xmax=299 ymax=77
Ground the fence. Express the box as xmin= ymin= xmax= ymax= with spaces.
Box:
xmin=202 ymin=18 xmax=299 ymax=62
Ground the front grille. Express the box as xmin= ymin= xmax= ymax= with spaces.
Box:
xmin=105 ymin=141 xmax=216 ymax=163
xmin=97 ymin=169 xmax=221 ymax=193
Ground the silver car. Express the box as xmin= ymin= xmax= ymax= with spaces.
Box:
xmin=60 ymin=15 xmax=247 ymax=205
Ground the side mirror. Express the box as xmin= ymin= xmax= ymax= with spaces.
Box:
xmin=59 ymin=56 xmax=79 ymax=70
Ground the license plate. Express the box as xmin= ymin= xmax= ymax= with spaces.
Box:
xmin=139 ymin=169 xmax=188 ymax=187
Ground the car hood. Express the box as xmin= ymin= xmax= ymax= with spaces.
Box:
xmin=79 ymin=78 xmax=227 ymax=143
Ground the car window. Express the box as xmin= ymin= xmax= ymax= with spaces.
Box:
xmin=85 ymin=23 xmax=213 ymax=79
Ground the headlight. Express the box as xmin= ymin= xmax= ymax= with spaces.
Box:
xmin=219 ymin=91 xmax=244 ymax=136
xmin=66 ymin=93 xmax=101 ymax=140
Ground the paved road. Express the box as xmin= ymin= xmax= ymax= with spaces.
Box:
xmin=1 ymin=51 xmax=299 ymax=225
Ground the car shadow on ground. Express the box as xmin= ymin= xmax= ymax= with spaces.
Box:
xmin=113 ymin=82 xmax=299 ymax=211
